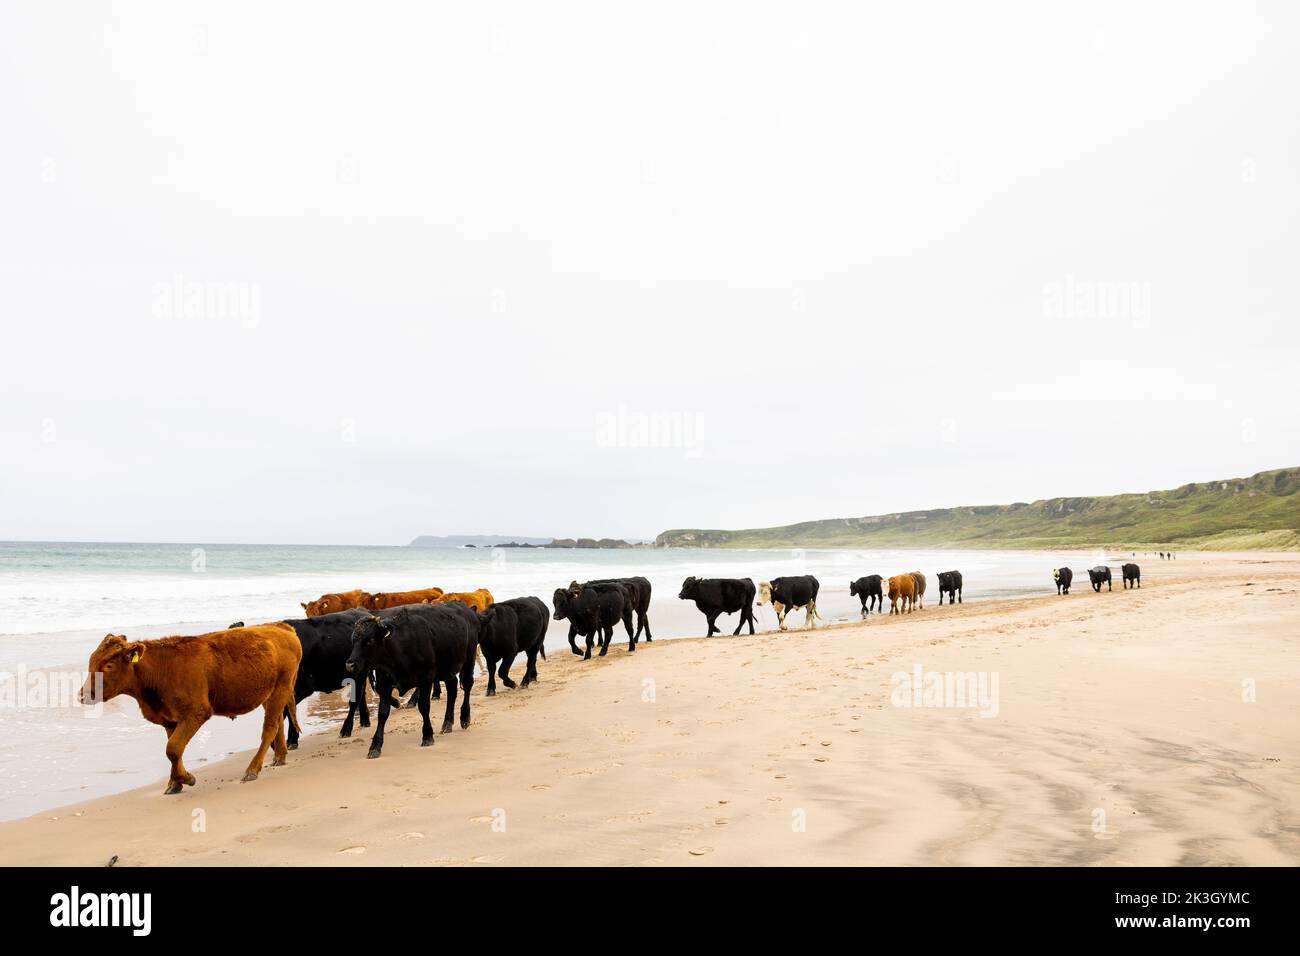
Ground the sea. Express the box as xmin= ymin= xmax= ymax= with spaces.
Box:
xmin=0 ymin=539 xmax=1122 ymax=822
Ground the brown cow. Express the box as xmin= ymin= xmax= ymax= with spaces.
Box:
xmin=909 ymin=571 xmax=927 ymax=610
xmin=79 ymin=624 xmax=302 ymax=795
xmin=301 ymin=589 xmax=372 ymax=617
xmin=888 ymin=574 xmax=916 ymax=614
xmin=367 ymin=587 xmax=445 ymax=610
xmin=431 ymin=588 xmax=495 ymax=613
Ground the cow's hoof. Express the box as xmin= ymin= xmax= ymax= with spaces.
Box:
xmin=502 ymin=679 xmax=516 ymax=688
xmin=366 ymin=748 xmax=382 ymax=759
xmin=164 ymin=781 xmax=184 ymax=795
xmin=421 ymin=737 xmax=434 ymax=747
xmin=287 ymin=740 xmax=298 ymax=751
xmin=460 ymin=718 xmax=470 ymax=729
xmin=241 ymin=771 xmax=259 ymax=783
xmin=441 ymin=724 xmax=453 ymax=734
xmin=339 ymin=726 xmax=352 ymax=738
xmin=486 ymin=687 xmax=496 ymax=697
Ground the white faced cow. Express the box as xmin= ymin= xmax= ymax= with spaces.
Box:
xmin=757 ymin=575 xmax=821 ymax=631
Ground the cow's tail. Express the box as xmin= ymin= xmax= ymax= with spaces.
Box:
xmin=539 ymin=642 xmax=547 ymax=660
xmin=285 ymin=698 xmax=302 ymax=736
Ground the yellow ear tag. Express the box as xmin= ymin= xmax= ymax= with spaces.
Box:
xmin=130 ymin=651 xmax=140 ymax=663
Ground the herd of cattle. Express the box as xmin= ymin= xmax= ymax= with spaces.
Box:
xmin=75 ymin=561 xmax=1143 ymax=796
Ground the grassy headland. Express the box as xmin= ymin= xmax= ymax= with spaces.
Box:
xmin=655 ymin=467 xmax=1300 ymax=551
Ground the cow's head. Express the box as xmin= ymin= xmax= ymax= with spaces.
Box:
xmin=1053 ymin=569 xmax=1061 ymax=583
xmin=849 ymin=580 xmax=860 ymax=596
xmin=757 ymin=582 xmax=772 ymax=606
xmin=552 ymin=588 xmax=571 ymax=621
xmin=80 ymin=634 xmax=146 ymax=704
xmin=346 ymin=615 xmax=391 ymax=675
xmin=887 ymin=577 xmax=899 ymax=599
xmin=678 ymin=577 xmax=699 ymax=600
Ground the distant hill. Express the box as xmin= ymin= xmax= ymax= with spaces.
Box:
xmin=409 ymin=535 xmax=552 ymax=548
xmin=655 ymin=467 xmax=1300 ymax=551
xmin=409 ymin=535 xmax=647 ymax=549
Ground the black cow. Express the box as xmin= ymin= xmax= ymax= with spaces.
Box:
xmin=281 ymin=608 xmax=381 ymax=747
xmin=1122 ymin=563 xmax=1141 ymax=589
xmin=758 ymin=575 xmax=821 ymax=631
xmin=1053 ymin=567 xmax=1073 ymax=595
xmin=936 ymin=570 xmax=963 ymax=605
xmin=585 ymin=576 xmax=653 ymax=641
xmin=478 ymin=596 xmax=549 ymax=695
xmin=553 ymin=583 xmax=633 ymax=659
xmin=344 ymin=604 xmax=477 ymax=759
xmin=1088 ymin=566 xmax=1112 ymax=592
xmin=679 ymin=577 xmax=756 ymax=636
xmin=400 ymin=599 xmax=481 ymax=707
xmin=849 ymin=575 xmax=884 ymax=617
xmin=227 ymin=621 xmax=245 ymax=629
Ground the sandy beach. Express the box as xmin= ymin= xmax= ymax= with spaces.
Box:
xmin=2 ymin=552 xmax=1297 ymax=867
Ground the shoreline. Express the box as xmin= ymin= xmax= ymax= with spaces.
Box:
xmin=2 ymin=552 xmax=1297 ymax=866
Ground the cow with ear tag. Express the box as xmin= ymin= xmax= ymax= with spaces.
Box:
xmin=345 ymin=604 xmax=477 ymax=759
xmin=79 ymin=624 xmax=302 ymax=795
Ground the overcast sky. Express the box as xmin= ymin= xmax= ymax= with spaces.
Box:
xmin=1 ymin=1 xmax=1297 ymax=545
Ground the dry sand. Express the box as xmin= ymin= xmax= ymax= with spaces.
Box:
xmin=2 ymin=552 xmax=1297 ymax=866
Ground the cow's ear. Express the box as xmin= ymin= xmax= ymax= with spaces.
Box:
xmin=123 ymin=642 xmax=145 ymax=663
xmin=381 ymin=624 xmax=393 ymax=640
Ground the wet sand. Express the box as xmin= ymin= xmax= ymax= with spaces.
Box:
xmin=1 ymin=552 xmax=1297 ymax=866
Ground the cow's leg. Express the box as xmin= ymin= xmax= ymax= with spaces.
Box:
xmin=284 ymin=702 xmax=300 ymax=750
xmin=358 ymin=675 xmax=372 ymax=725
xmin=163 ymin=715 xmax=206 ymax=794
xmin=807 ymin=602 xmax=817 ymax=629
xmin=416 ymin=681 xmax=435 ymax=746
xmin=642 ymin=612 xmax=653 ymax=642
xmin=441 ymin=675 xmax=458 ymax=734
xmin=776 ymin=603 xmax=788 ymax=631
xmin=367 ymin=676 xmax=394 ymax=758
xmin=521 ymin=647 xmax=540 ymax=687
xmin=568 ymin=624 xmax=582 ymax=657
xmin=958 ymin=587 xmax=962 ymax=604
xmin=746 ymin=605 xmax=756 ymax=634
xmin=484 ymin=651 xmax=499 ymax=696
xmin=583 ymin=629 xmax=594 ymax=660
xmin=341 ymin=678 xmax=360 ymax=737
xmin=270 ymin=700 xmax=290 ymax=767
xmin=459 ymin=662 xmax=474 ymax=728
xmin=499 ymin=652 xmax=517 ymax=689
xmin=243 ymin=695 xmax=286 ymax=782
xmin=598 ymin=624 xmax=612 ymax=657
